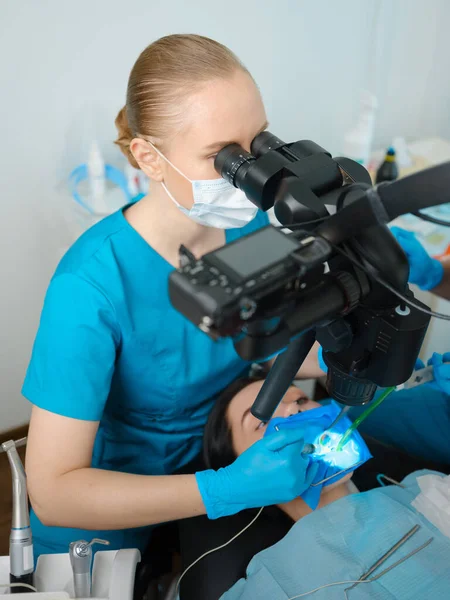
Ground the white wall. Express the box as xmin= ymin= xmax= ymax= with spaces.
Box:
xmin=1 ymin=0 xmax=450 ymax=431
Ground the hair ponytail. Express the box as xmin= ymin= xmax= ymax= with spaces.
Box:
xmin=114 ymin=106 xmax=139 ymax=169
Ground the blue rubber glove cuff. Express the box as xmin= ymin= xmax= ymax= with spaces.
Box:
xmin=417 ymin=258 xmax=444 ymax=291
xmin=318 ymin=346 xmax=328 ymax=373
xmin=196 ymin=469 xmax=246 ymax=520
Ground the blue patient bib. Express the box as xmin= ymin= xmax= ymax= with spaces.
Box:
xmin=222 ymin=470 xmax=450 ymax=600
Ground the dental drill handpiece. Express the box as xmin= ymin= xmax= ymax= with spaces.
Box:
xmin=69 ymin=538 xmax=110 ymax=598
xmin=1 ymin=438 xmax=34 ymax=594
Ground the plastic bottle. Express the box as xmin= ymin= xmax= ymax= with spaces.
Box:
xmin=342 ymin=91 xmax=378 ymax=166
xmin=392 ymin=136 xmax=412 ymax=169
xmin=87 ymin=141 xmax=107 ymax=213
xmin=375 ymin=147 xmax=399 ymax=183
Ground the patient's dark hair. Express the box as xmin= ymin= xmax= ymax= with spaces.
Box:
xmin=203 ymin=375 xmax=265 ymax=471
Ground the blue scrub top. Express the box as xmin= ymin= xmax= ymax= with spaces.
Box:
xmin=23 ymin=204 xmax=269 ymax=558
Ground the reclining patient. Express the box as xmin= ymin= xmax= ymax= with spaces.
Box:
xmin=203 ymin=377 xmax=450 ymax=599
xmin=204 ymin=376 xmax=363 ymax=520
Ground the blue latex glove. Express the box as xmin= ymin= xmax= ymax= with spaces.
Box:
xmin=195 ymin=429 xmax=319 ymax=519
xmin=264 ymin=400 xmax=372 ymax=509
xmin=390 ymin=226 xmax=444 ymax=290
xmin=416 ymin=352 xmax=450 ymax=396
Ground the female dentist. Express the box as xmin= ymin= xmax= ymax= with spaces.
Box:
xmin=23 ymin=35 xmax=321 ymax=562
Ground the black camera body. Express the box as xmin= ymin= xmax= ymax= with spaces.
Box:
xmin=170 ymin=226 xmax=327 ymax=339
xmin=170 ymin=223 xmax=430 ymax=409
xmin=168 ymin=132 xmax=449 ymax=421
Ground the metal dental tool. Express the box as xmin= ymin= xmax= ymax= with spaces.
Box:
xmin=69 ymin=538 xmax=110 ymax=598
xmin=396 ymin=364 xmax=435 ymax=390
xmin=326 ymin=405 xmax=351 ymax=431
xmin=318 ymin=405 xmax=351 ymax=446
xmin=1 ymin=437 xmax=34 ymax=594
xmin=310 ymin=460 xmax=364 ymax=486
xmin=344 ymin=524 xmax=422 ymax=596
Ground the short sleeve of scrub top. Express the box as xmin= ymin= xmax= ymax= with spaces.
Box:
xmin=23 ymin=274 xmax=119 ymax=420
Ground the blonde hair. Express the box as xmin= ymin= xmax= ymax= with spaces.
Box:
xmin=115 ymin=34 xmax=250 ymax=169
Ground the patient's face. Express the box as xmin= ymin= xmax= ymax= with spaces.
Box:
xmin=226 ymin=381 xmax=320 ymax=456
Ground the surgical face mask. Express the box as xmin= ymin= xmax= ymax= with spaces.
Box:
xmin=149 ymin=143 xmax=259 ymax=229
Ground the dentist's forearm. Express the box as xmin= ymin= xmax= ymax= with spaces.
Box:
xmin=31 ymin=469 xmax=206 ymax=530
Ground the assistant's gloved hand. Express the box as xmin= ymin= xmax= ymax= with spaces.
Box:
xmin=195 ymin=429 xmax=319 ymax=519
xmin=390 ymin=226 xmax=444 ymax=290
xmin=415 ymin=352 xmax=450 ymax=395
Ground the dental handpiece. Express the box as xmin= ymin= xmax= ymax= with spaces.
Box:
xmin=69 ymin=538 xmax=110 ymax=598
xmin=1 ymin=438 xmax=34 ymax=594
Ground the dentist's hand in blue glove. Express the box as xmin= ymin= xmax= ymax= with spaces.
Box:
xmin=195 ymin=429 xmax=319 ymax=519
xmin=390 ymin=227 xmax=444 ymax=291
xmin=416 ymin=352 xmax=450 ymax=396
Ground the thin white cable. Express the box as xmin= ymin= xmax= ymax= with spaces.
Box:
xmin=176 ymin=507 xmax=264 ymax=594
xmin=0 ymin=581 xmax=38 ymax=592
